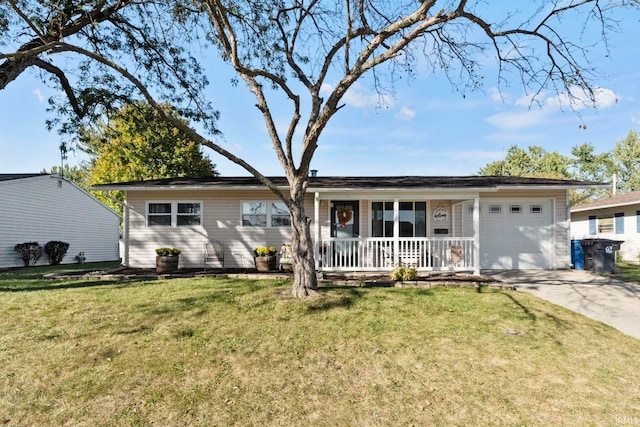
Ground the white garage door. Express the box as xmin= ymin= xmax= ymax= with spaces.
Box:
xmin=478 ymin=200 xmax=553 ymax=270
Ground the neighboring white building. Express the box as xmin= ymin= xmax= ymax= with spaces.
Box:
xmin=0 ymin=174 xmax=120 ymax=268
xmin=571 ymin=190 xmax=640 ymax=263
xmin=94 ymin=175 xmax=606 ymax=274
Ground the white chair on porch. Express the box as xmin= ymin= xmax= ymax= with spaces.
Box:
xmin=203 ymin=240 xmax=224 ymax=271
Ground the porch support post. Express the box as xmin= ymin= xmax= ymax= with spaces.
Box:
xmin=314 ymin=192 xmax=320 ymax=269
xmin=473 ymin=196 xmax=480 ymax=275
xmin=393 ymin=199 xmax=400 ymax=266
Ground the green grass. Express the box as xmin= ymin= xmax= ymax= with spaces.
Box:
xmin=1 ymin=265 xmax=639 ymax=426
xmin=616 ymin=261 xmax=640 ymax=283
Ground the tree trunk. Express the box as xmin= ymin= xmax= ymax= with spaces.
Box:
xmin=289 ymin=186 xmax=318 ymax=298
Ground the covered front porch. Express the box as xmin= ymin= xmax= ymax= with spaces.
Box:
xmin=311 ymin=191 xmax=480 ymax=275
xmin=316 ymin=237 xmax=477 ymax=273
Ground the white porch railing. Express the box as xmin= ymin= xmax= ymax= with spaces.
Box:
xmin=317 ymin=237 xmax=476 ymax=272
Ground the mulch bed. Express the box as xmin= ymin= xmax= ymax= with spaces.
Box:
xmin=44 ymin=267 xmax=512 ymax=289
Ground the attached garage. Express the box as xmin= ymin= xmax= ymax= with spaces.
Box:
xmin=478 ymin=199 xmax=554 ymax=270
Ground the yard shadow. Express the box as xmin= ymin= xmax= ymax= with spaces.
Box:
xmin=0 ymin=279 xmax=159 ymax=293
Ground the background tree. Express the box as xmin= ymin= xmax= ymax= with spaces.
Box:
xmin=612 ymin=130 xmax=640 ymax=193
xmin=82 ymin=102 xmax=217 ymax=214
xmin=568 ymin=143 xmax=616 ymax=203
xmin=478 ymin=145 xmax=571 ymax=179
xmin=3 ymin=1 xmax=639 ymax=297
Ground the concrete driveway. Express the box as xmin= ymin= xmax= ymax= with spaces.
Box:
xmin=484 ymin=269 xmax=640 ymax=340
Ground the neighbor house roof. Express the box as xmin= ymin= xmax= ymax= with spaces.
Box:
xmin=0 ymin=173 xmax=47 ymax=182
xmin=92 ymin=175 xmax=607 ymax=192
xmin=571 ymin=190 xmax=640 ymax=213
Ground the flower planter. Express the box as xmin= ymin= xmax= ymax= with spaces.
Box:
xmin=254 ymin=255 xmax=277 ymax=272
xmin=156 ymin=255 xmax=179 ymax=273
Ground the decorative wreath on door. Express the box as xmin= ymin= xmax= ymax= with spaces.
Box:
xmin=337 ymin=207 xmax=353 ymax=228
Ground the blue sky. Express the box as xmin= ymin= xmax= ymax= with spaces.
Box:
xmin=1 ymin=9 xmax=639 ymax=178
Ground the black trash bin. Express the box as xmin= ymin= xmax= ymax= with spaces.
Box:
xmin=580 ymin=239 xmax=624 ymax=274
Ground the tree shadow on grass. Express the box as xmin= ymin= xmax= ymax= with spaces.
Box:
xmin=0 ymin=278 xmax=160 ymax=293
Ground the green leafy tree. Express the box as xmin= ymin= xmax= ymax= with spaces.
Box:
xmin=41 ymin=164 xmax=90 ymax=188
xmin=83 ymin=102 xmax=217 ymax=214
xmin=477 ymin=145 xmax=571 ymax=179
xmin=3 ymin=1 xmax=639 ymax=297
xmin=569 ymin=143 xmax=615 ymax=204
xmin=612 ymin=130 xmax=640 ymax=193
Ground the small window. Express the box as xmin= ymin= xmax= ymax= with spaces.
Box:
xmin=510 ymin=205 xmax=522 ymax=214
xmin=242 ymin=201 xmax=291 ymax=227
xmin=598 ymin=217 xmax=613 ymax=234
xmin=615 ymin=213 xmax=624 ymax=234
xmin=242 ymin=202 xmax=267 ymax=226
xmin=467 ymin=204 xmax=474 ymax=213
xmin=147 ymin=201 xmax=201 ymax=227
xmin=530 ymin=204 xmax=543 ymax=214
xmin=271 ymin=202 xmax=291 ymax=227
xmin=637 ymin=211 xmax=640 ymax=233
xmin=489 ymin=204 xmax=502 ymax=214
xmin=177 ymin=202 xmax=201 ymax=226
xmin=148 ymin=203 xmax=172 ymax=226
xmin=589 ymin=215 xmax=597 ymax=235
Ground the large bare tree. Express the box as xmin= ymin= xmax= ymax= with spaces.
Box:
xmin=2 ymin=0 xmax=638 ymax=297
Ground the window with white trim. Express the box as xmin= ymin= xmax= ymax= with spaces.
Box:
xmin=242 ymin=201 xmax=290 ymax=227
xmin=147 ymin=201 xmax=202 ymax=227
xmin=510 ymin=205 xmax=522 ymax=214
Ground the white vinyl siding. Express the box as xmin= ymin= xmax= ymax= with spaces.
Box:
xmin=572 ymin=205 xmax=640 ymax=263
xmin=127 ymin=189 xmax=312 ymax=268
xmin=0 ymin=175 xmax=120 ymax=268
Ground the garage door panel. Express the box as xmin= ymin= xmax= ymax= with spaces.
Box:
xmin=479 ymin=200 xmax=552 ymax=270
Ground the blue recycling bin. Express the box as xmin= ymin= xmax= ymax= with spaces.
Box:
xmin=571 ymin=240 xmax=584 ymax=270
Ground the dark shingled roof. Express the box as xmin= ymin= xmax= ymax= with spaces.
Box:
xmin=572 ymin=190 xmax=640 ymax=212
xmin=92 ymin=175 xmax=606 ymax=190
xmin=0 ymin=173 xmax=48 ymax=182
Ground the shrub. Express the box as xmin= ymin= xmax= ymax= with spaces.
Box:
xmin=13 ymin=242 xmax=43 ymax=266
xmin=155 ymin=247 xmax=181 ymax=256
xmin=391 ymin=266 xmax=418 ymax=281
xmin=44 ymin=241 xmax=70 ymax=265
xmin=254 ymin=246 xmax=277 ymax=257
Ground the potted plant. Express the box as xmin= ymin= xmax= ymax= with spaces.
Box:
xmin=155 ymin=247 xmax=181 ymax=273
xmin=253 ymin=246 xmax=277 ymax=271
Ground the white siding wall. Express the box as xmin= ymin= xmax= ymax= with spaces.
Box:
xmin=0 ymin=176 xmax=120 ymax=268
xmin=127 ymin=189 xmax=316 ymax=268
xmin=125 ymin=187 xmax=571 ymax=270
xmin=571 ymin=205 xmax=640 ymax=262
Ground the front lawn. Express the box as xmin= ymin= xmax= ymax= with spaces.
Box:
xmin=1 ymin=265 xmax=639 ymax=426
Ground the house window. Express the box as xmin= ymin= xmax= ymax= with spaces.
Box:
xmin=589 ymin=215 xmax=596 ymax=235
xmin=598 ymin=216 xmax=613 ymax=234
xmin=637 ymin=211 xmax=640 ymax=233
xmin=242 ymin=201 xmax=290 ymax=227
xmin=371 ymin=201 xmax=426 ymax=237
xmin=489 ymin=204 xmax=502 ymax=214
xmin=147 ymin=201 xmax=201 ymax=227
xmin=510 ymin=205 xmax=522 ymax=214
xmin=530 ymin=204 xmax=543 ymax=214
xmin=177 ymin=202 xmax=201 ymax=226
xmin=615 ymin=213 xmax=624 ymax=234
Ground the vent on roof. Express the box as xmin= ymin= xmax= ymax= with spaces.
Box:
xmin=310 ymin=169 xmax=318 ymax=177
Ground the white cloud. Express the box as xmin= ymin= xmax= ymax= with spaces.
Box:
xmin=486 ymin=109 xmax=548 ymax=131
xmin=32 ymin=88 xmax=44 ymax=103
xmin=395 ymin=106 xmax=416 ymax=121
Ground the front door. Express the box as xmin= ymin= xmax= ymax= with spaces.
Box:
xmin=331 ymin=201 xmax=359 ymax=238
